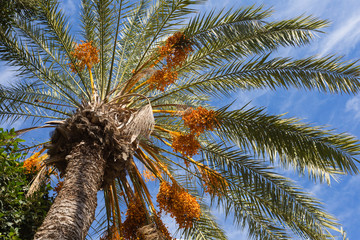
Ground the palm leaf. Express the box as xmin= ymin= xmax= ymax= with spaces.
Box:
xmin=215 ymin=106 xmax=360 ymax=182
xmin=202 ymin=144 xmax=339 ymax=239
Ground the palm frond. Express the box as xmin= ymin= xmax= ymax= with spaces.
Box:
xmin=38 ymin=0 xmax=91 ymax=97
xmin=133 ymin=0 xmax=204 ymax=71
xmin=81 ymin=0 xmax=96 ymax=42
xmin=153 ymin=54 xmax=360 ymax=102
xmin=196 ymin=55 xmax=360 ymax=94
xmin=92 ymin=0 xmax=115 ymax=98
xmin=13 ymin=18 xmax=89 ymax=98
xmin=0 ymin=22 xmax=82 ymax=106
xmin=0 ymin=82 xmax=72 ymax=124
xmin=178 ymin=202 xmax=228 ymax=240
xmin=216 ymin=107 xmax=360 ymax=182
xmin=201 ymin=144 xmax=339 ymax=240
xmin=184 ymin=5 xmax=271 ymax=38
xmin=180 ymin=15 xmax=328 ymax=73
xmin=106 ymin=0 xmax=125 ymax=96
xmin=113 ymin=0 xmax=150 ymax=92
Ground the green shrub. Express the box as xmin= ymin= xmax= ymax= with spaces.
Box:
xmin=0 ymin=128 xmax=53 ymax=240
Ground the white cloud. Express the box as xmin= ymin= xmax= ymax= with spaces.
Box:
xmin=345 ymin=95 xmax=360 ymax=119
xmin=204 ymin=0 xmax=231 ymax=9
xmin=0 ymin=66 xmax=18 ymax=86
xmin=62 ymin=0 xmax=76 ymax=15
xmin=275 ymin=0 xmax=329 ymax=19
xmin=232 ymin=89 xmax=269 ymax=110
xmin=319 ymin=14 xmax=360 ymax=56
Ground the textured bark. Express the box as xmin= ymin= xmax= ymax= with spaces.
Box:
xmin=34 ymin=104 xmax=135 ymax=239
xmin=34 ymin=141 xmax=106 ymax=240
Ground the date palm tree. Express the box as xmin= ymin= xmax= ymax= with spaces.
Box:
xmin=1 ymin=0 xmax=360 ymax=239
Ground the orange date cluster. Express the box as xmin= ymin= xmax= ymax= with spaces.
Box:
xmin=148 ymin=32 xmax=193 ymax=91
xmin=157 ymin=182 xmax=200 ymax=229
xmin=69 ymin=40 xmax=99 ymax=73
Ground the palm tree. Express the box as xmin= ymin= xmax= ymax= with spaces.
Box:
xmin=1 ymin=0 xmax=360 ymax=239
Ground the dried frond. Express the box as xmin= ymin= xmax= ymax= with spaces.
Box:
xmin=137 ymin=222 xmax=170 ymax=240
xmin=128 ymin=68 xmax=157 ymax=91
xmin=45 ymin=120 xmax=66 ymax=125
xmin=53 ymin=180 xmax=64 ymax=195
xmin=133 ymin=68 xmax=155 ymax=82
xmin=151 ymin=104 xmax=189 ymax=110
xmin=153 ymin=215 xmax=173 ymax=240
xmin=125 ymin=104 xmax=155 ymax=143
xmin=14 ymin=125 xmax=54 ymax=135
xmin=171 ymin=133 xmax=200 ymax=157
xmin=157 ymin=182 xmax=200 ymax=229
xmin=26 ymin=166 xmax=48 ymax=197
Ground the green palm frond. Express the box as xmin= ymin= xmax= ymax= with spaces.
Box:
xmin=93 ymin=0 xmax=114 ymax=98
xmin=152 ymin=55 xmax=360 ymax=101
xmin=81 ymin=0 xmax=96 ymax=42
xmin=110 ymin=0 xmax=203 ymax=96
xmin=112 ymin=0 xmax=150 ymax=90
xmin=215 ymin=106 xmax=360 ymax=182
xmin=107 ymin=0 xmax=124 ymax=96
xmin=133 ymin=0 xmax=204 ymax=70
xmin=14 ymin=18 xmax=89 ymax=98
xmin=202 ymin=55 xmax=360 ymax=93
xmin=184 ymin=5 xmax=271 ymax=38
xmin=0 ymin=24 xmax=83 ymax=106
xmin=201 ymin=144 xmax=339 ymax=239
xmin=0 ymin=82 xmax=73 ymax=121
xmin=180 ymin=15 xmax=328 ymax=73
xmin=177 ymin=203 xmax=228 ymax=240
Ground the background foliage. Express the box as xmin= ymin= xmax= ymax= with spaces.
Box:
xmin=0 ymin=128 xmax=53 ymax=240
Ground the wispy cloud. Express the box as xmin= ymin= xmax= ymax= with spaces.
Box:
xmin=3 ymin=119 xmax=24 ymax=131
xmin=232 ymin=89 xmax=269 ymax=110
xmin=60 ymin=0 xmax=78 ymax=26
xmin=205 ymin=0 xmax=232 ymax=9
xmin=62 ymin=0 xmax=77 ymax=15
xmin=0 ymin=66 xmax=18 ymax=86
xmin=275 ymin=0 xmax=329 ymax=19
xmin=319 ymin=15 xmax=360 ymax=56
xmin=345 ymin=95 xmax=360 ymax=119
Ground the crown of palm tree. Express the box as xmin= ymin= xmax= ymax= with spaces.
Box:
xmin=1 ymin=0 xmax=360 ymax=239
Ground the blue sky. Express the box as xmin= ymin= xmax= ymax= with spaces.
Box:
xmin=2 ymin=0 xmax=360 ymax=239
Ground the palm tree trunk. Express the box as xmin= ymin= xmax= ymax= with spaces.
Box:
xmin=34 ymin=141 xmax=106 ymax=240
